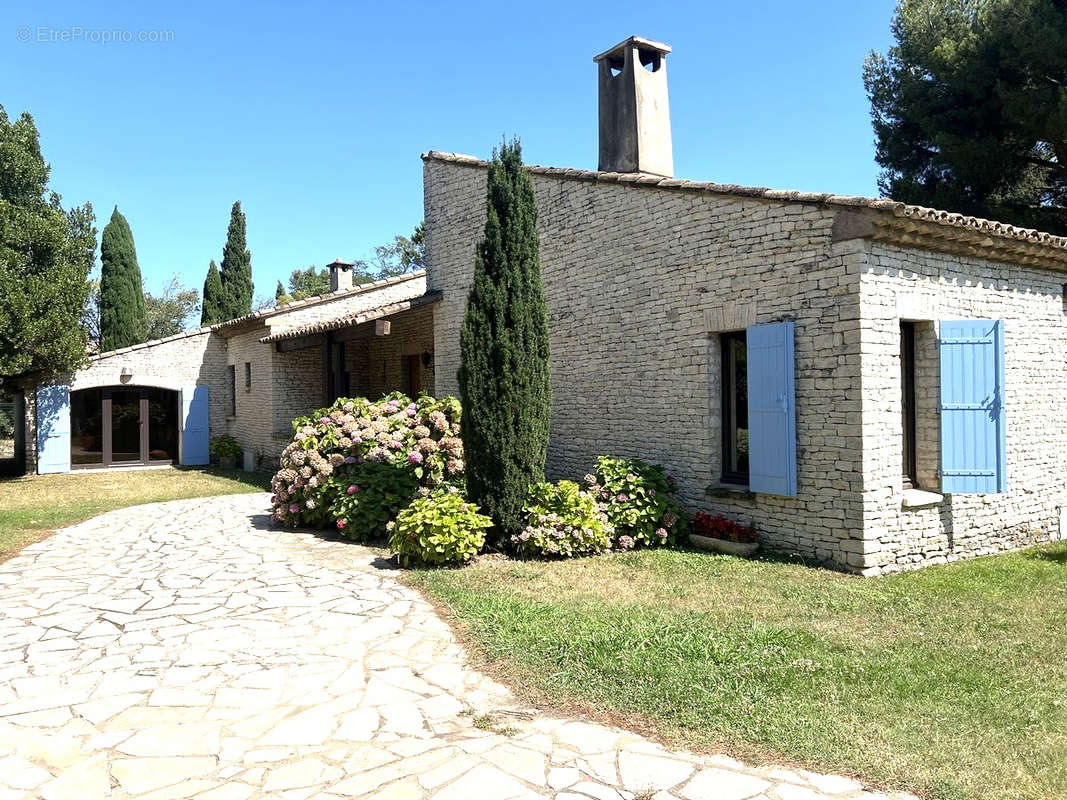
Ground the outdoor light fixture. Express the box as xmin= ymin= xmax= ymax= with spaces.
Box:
xmin=119 ymin=366 xmax=133 ymax=382
xmin=421 ymin=351 xmax=433 ymax=367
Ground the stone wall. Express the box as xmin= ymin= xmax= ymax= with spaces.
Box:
xmin=357 ymin=305 xmax=436 ymax=399
xmin=19 ymin=331 xmax=228 ymax=473
xmin=859 ymin=242 xmax=1067 ymax=573
xmin=223 ymin=327 xmax=278 ymax=468
xmin=272 ymin=345 xmax=324 ymax=455
xmin=424 ymin=156 xmax=867 ymax=568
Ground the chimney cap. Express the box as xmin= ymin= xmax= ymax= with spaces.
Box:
xmin=593 ymin=35 xmax=671 ymax=63
xmin=328 ymin=258 xmax=354 ymax=270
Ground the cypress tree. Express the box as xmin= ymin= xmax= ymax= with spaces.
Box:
xmin=218 ymin=201 xmax=253 ymax=319
xmin=200 ymin=260 xmax=223 ymax=325
xmin=458 ymin=139 xmax=551 ymax=540
xmin=99 ymin=207 xmax=147 ymax=351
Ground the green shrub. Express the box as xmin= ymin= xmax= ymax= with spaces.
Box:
xmin=585 ymin=456 xmax=687 ymax=549
xmin=389 ymin=491 xmax=492 ymax=567
xmin=329 ymin=461 xmax=420 ymax=541
xmin=512 ymin=480 xmax=614 ymax=558
xmin=209 ymin=435 xmax=241 ymax=458
xmin=270 ymin=393 xmax=465 ymax=536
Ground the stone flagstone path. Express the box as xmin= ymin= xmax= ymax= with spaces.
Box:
xmin=0 ymin=494 xmax=918 ymax=800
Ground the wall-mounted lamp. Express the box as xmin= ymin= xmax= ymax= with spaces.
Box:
xmin=119 ymin=366 xmax=133 ymax=383
xmin=421 ymin=351 xmax=434 ymax=368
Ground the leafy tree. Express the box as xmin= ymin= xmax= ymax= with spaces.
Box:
xmin=200 ymin=260 xmax=223 ymax=325
xmin=99 ymin=207 xmax=147 ymax=351
xmin=218 ymin=201 xmax=253 ymax=319
xmin=144 ymin=275 xmax=200 ymax=340
xmin=458 ymin=140 xmax=551 ymax=541
xmin=0 ymin=106 xmax=95 ymax=380
xmin=274 ymin=279 xmax=287 ymax=306
xmin=864 ymin=0 xmax=1067 ymax=234
xmin=355 ymin=222 xmax=425 ymax=277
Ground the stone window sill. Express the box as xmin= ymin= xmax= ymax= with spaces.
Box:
xmin=706 ymin=482 xmax=755 ymax=500
xmin=902 ymin=488 xmax=944 ymax=509
xmin=226 ymin=416 xmax=237 ymax=422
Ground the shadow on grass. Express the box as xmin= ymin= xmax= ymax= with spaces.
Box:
xmin=1025 ymin=547 xmax=1067 ymax=565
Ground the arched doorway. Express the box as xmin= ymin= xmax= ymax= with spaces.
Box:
xmin=70 ymin=387 xmax=180 ymax=468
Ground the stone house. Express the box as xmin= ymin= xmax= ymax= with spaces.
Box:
xmin=15 ymin=269 xmax=436 ymax=474
xmin=12 ymin=35 xmax=1067 ymax=574
xmin=422 ymin=36 xmax=1067 ymax=574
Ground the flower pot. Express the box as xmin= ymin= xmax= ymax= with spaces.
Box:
xmin=688 ymin=533 xmax=759 ymax=557
xmin=218 ymin=454 xmax=237 ymax=469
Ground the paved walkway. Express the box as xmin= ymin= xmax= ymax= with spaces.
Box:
xmin=0 ymin=494 xmax=916 ymax=800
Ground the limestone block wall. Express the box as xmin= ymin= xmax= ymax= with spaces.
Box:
xmin=71 ymin=330 xmax=230 ymax=439
xmin=224 ymin=327 xmax=278 ymax=467
xmin=272 ymin=346 xmax=325 ymax=454
xmin=858 ymin=242 xmax=1067 ymax=573
xmin=20 ymin=330 xmax=228 ymax=473
xmin=424 ymin=157 xmax=867 ymax=568
xmin=356 ymin=305 xmax=436 ymax=400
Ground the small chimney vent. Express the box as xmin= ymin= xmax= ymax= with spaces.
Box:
xmin=328 ymin=258 xmax=354 ymax=293
xmin=593 ymin=35 xmax=673 ymax=177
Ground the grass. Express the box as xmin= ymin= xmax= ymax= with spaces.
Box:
xmin=0 ymin=466 xmax=270 ymax=561
xmin=407 ymin=545 xmax=1067 ymax=800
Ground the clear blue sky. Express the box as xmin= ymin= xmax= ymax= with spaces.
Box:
xmin=1 ymin=0 xmax=897 ymax=299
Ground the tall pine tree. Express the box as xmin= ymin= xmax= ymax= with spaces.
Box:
xmin=458 ymin=139 xmax=551 ymax=540
xmin=218 ymin=201 xmax=253 ymax=319
xmin=200 ymin=260 xmax=223 ymax=325
xmin=99 ymin=207 xmax=147 ymax=351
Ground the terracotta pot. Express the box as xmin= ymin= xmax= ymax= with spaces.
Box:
xmin=688 ymin=533 xmax=759 ymax=557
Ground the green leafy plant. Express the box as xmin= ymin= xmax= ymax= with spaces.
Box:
xmin=389 ymin=490 xmax=491 ymax=567
xmin=512 ymin=480 xmax=614 ymax=558
xmin=585 ymin=456 xmax=687 ymax=550
xmin=329 ymin=461 xmax=420 ymax=542
xmin=209 ymin=435 xmax=241 ymax=458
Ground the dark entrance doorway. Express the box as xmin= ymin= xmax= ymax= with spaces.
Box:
xmin=71 ymin=387 xmax=180 ymax=468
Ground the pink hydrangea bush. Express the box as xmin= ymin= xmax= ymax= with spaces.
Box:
xmin=585 ymin=456 xmax=687 ymax=549
xmin=512 ymin=480 xmax=614 ymax=558
xmin=270 ymin=393 xmax=465 ymax=541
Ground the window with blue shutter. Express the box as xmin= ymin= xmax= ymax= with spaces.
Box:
xmin=745 ymin=321 xmax=798 ymax=497
xmin=36 ymin=384 xmax=70 ymax=474
xmin=939 ymin=320 xmax=1006 ymax=493
xmin=181 ymin=385 xmax=210 ymax=466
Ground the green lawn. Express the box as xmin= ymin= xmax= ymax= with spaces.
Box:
xmin=407 ymin=545 xmax=1067 ymax=800
xmin=0 ymin=467 xmax=270 ymax=561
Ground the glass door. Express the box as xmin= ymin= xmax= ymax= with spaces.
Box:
xmin=109 ymin=389 xmax=143 ymax=464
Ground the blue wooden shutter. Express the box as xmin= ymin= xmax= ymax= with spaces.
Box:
xmin=746 ymin=321 xmax=798 ymax=497
xmin=181 ymin=385 xmax=210 ymax=466
xmin=939 ymin=320 xmax=1006 ymax=493
xmin=36 ymin=384 xmax=70 ymax=474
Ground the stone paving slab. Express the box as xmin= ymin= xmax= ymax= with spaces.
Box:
xmin=0 ymin=494 xmax=918 ymax=800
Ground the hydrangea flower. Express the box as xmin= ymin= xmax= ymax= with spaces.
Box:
xmin=336 ymin=519 xmax=347 ymax=530
xmin=347 ymin=484 xmax=360 ymax=495
xmin=408 ymin=451 xmax=424 ymax=464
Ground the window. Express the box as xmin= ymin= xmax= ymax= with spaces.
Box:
xmin=900 ymin=321 xmax=918 ymax=488
xmin=244 ymin=362 xmax=251 ymax=390
xmin=228 ymin=365 xmax=236 ymax=416
xmin=720 ymin=331 xmax=749 ymax=484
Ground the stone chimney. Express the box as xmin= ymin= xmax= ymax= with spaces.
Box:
xmin=593 ymin=36 xmax=673 ymax=177
xmin=328 ymin=258 xmax=354 ymax=293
